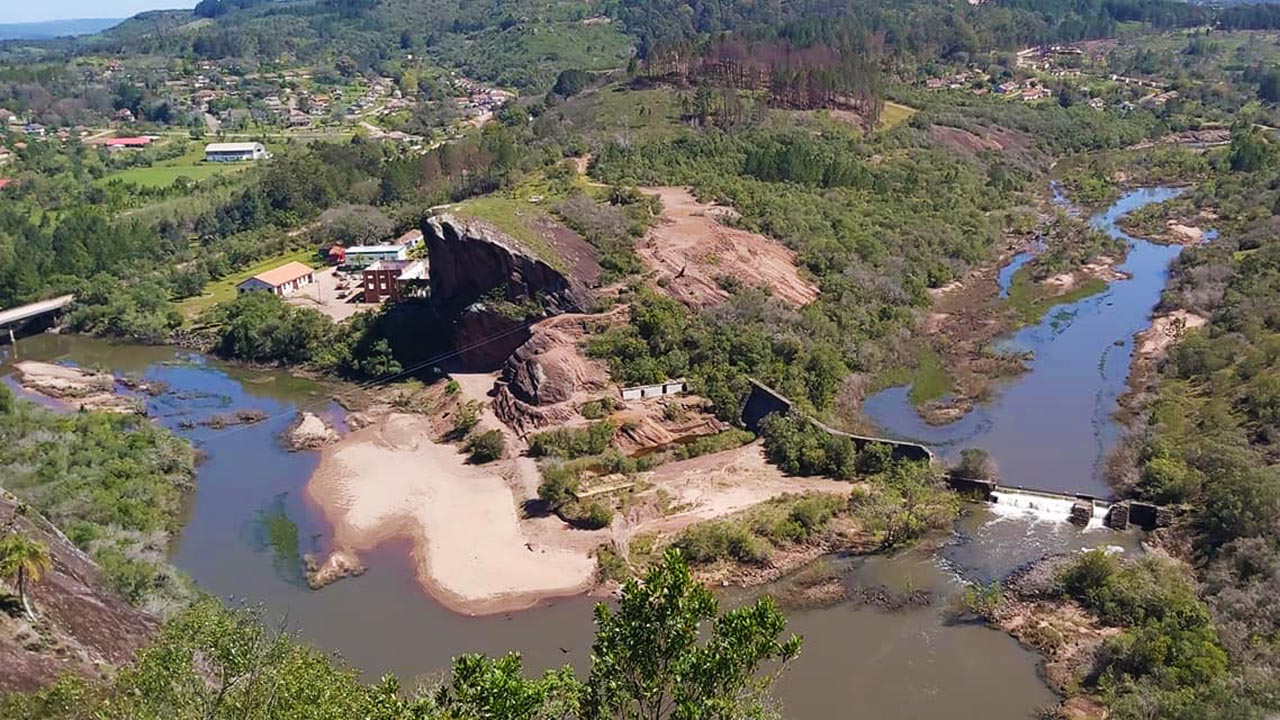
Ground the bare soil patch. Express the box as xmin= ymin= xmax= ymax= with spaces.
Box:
xmin=638 ymin=186 xmax=818 ymax=308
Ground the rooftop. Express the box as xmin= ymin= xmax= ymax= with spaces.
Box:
xmin=245 ymin=261 xmax=315 ymax=288
xmin=205 ymin=142 xmax=264 ymax=153
xmin=348 ymin=244 xmax=407 ymax=254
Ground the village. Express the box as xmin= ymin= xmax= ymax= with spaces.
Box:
xmin=919 ymin=42 xmax=1179 ymax=110
xmin=0 ymin=53 xmax=514 ymax=191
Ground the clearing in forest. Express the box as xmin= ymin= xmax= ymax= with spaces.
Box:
xmin=638 ymin=186 xmax=819 ymax=308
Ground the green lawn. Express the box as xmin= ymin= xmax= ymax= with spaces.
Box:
xmin=449 ymin=195 xmax=567 ymax=272
xmin=177 ymin=248 xmax=319 ymax=319
xmin=878 ymin=101 xmax=917 ymax=130
xmin=100 ymin=163 xmax=245 ymax=188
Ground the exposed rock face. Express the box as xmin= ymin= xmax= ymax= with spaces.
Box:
xmin=491 ymin=312 xmax=617 ymax=434
xmin=425 ymin=214 xmax=593 ymax=314
xmin=423 ymin=214 xmax=599 ymax=369
xmin=0 ymin=493 xmax=159 ymax=692
xmin=503 ymin=326 xmax=610 ymax=406
xmin=13 ymin=361 xmax=140 ymax=414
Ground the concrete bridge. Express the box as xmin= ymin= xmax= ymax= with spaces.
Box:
xmin=0 ymin=295 xmax=75 ymax=343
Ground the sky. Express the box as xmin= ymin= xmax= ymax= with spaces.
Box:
xmin=0 ymin=1 xmax=196 ymax=24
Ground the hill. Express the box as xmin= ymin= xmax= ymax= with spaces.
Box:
xmin=0 ymin=18 xmax=123 ymax=40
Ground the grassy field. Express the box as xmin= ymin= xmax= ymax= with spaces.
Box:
xmin=101 ymin=164 xmax=243 ymax=188
xmin=449 ymin=195 xmax=567 ymax=271
xmin=177 ymin=247 xmax=318 ymax=319
xmin=878 ymin=101 xmax=917 ymax=130
xmin=557 ymin=85 xmax=686 ymax=144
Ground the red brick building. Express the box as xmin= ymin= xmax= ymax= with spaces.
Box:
xmin=362 ymin=259 xmax=427 ymax=303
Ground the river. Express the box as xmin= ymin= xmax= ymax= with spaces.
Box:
xmin=0 ymin=187 xmax=1184 ymax=719
xmin=863 ymin=187 xmax=1188 ymax=499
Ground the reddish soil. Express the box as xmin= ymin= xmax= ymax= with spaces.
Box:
xmin=638 ymin=187 xmax=819 ymax=308
xmin=928 ymin=124 xmax=1037 ymax=165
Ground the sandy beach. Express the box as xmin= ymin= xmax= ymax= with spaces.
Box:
xmin=306 ymin=413 xmax=597 ymax=615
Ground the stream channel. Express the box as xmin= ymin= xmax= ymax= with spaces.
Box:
xmin=0 ymin=187 xmax=1187 ymax=718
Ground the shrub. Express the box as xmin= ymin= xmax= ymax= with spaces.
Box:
xmin=527 ymin=421 xmax=616 ymax=459
xmin=580 ymin=396 xmax=618 ymax=420
xmin=465 ymin=430 xmax=505 ymax=464
xmin=537 ymin=465 xmax=581 ymax=510
xmin=566 ymin=501 xmax=614 ymax=530
xmin=452 ymin=401 xmax=481 ymax=437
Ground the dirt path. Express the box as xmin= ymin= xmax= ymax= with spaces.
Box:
xmin=637 ymin=187 xmax=819 ymax=308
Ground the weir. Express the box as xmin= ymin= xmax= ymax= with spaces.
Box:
xmin=742 ymin=379 xmax=1170 ymax=531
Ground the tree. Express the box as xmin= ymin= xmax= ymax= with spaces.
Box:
xmin=0 ymin=534 xmax=51 ymax=621
xmin=583 ymin=549 xmax=801 ymax=720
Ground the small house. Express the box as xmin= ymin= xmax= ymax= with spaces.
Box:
xmin=236 ymin=261 xmax=316 ymax=297
xmin=327 ymin=245 xmax=347 ymax=266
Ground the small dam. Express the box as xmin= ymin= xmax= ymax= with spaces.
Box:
xmin=741 ymin=379 xmax=1170 ymax=532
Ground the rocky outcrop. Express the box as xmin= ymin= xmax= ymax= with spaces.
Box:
xmin=425 ymin=214 xmax=594 ymax=315
xmin=0 ymin=493 xmax=159 ymax=692
xmin=13 ymin=361 xmax=141 ymax=414
xmin=304 ymin=550 xmax=366 ymax=590
xmin=502 ymin=326 xmax=610 ymax=406
xmin=285 ymin=412 xmax=338 ymax=451
xmin=424 ymin=214 xmax=600 ymax=369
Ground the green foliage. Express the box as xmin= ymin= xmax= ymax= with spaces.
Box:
xmin=579 ymin=396 xmax=618 ymax=420
xmin=956 ymin=581 xmax=1004 ymax=621
xmin=584 ymin=549 xmax=802 ymax=719
xmin=758 ymin=412 xmax=858 ymax=480
xmin=452 ymin=401 xmax=482 ymax=438
xmin=0 ymin=399 xmax=196 ymax=609
xmin=4 ymin=552 xmax=800 ymax=720
xmin=673 ymin=493 xmax=845 ymax=565
xmin=1228 ymin=128 xmax=1278 ymax=173
xmin=215 ymin=292 xmax=334 ymax=365
xmin=465 ymin=430 xmax=506 ymax=464
xmin=564 ymin=501 xmax=615 ymax=530
xmin=849 ymin=461 xmax=960 ymax=548
xmin=527 ymin=421 xmax=616 ymax=459
xmin=537 ymin=464 xmax=581 ymax=511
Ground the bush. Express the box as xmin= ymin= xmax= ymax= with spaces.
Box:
xmin=452 ymin=401 xmax=481 ymax=437
xmin=565 ymin=501 xmax=614 ymax=530
xmin=580 ymin=396 xmax=618 ymax=420
xmin=537 ymin=465 xmax=581 ymax=510
xmin=527 ymin=421 xmax=616 ymax=459
xmin=465 ymin=430 xmax=505 ymax=464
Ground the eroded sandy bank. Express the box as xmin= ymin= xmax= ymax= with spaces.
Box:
xmin=306 ymin=413 xmax=597 ymax=615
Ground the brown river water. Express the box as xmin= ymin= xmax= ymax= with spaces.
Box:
xmin=0 ymin=187 xmax=1180 ymax=719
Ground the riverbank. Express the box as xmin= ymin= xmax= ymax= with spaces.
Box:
xmin=304 ymin=400 xmax=859 ymax=614
xmin=306 ymin=412 xmax=599 ymax=615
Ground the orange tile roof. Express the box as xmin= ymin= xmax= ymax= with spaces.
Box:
xmin=251 ymin=261 xmax=314 ymax=288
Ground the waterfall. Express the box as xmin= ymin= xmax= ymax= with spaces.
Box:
xmin=989 ymin=489 xmax=1108 ymax=530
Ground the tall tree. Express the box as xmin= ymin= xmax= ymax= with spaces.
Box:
xmin=0 ymin=534 xmax=51 ymax=621
xmin=583 ymin=549 xmax=802 ymax=720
